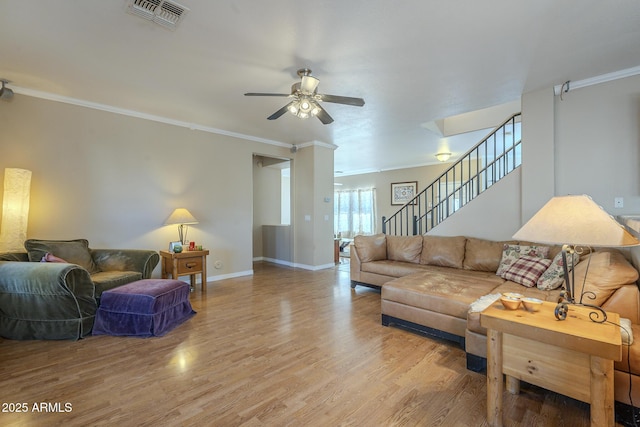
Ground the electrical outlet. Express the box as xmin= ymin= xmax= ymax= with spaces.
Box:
xmin=214 ymin=260 xmax=223 ymax=269
xmin=614 ymin=197 xmax=624 ymax=208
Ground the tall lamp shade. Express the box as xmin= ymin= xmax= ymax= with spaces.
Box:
xmin=164 ymin=208 xmax=198 ymax=245
xmin=0 ymin=168 xmax=32 ymax=252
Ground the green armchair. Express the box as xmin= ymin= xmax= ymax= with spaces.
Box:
xmin=0 ymin=239 xmax=159 ymax=340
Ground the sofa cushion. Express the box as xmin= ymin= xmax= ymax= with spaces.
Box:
xmin=573 ymin=249 xmax=639 ymax=306
xmin=354 ymin=234 xmax=387 ymax=262
xmin=25 ymin=239 xmax=99 ymax=274
xmin=537 ymin=250 xmax=579 ymax=291
xmin=420 ymin=235 xmax=466 ymax=268
xmin=495 ymin=244 xmax=550 ymax=276
xmin=463 ymin=238 xmax=514 ymax=272
xmin=91 ymin=271 xmax=143 ymax=298
xmin=386 ymin=235 xmax=422 ymax=263
xmin=383 ymin=269 xmax=504 ymax=319
xmin=501 ymin=255 xmax=553 ymax=288
xmin=362 ymin=260 xmax=444 ymax=278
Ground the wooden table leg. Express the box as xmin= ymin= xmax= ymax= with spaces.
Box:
xmin=201 ymin=254 xmax=207 ymax=293
xmin=487 ymin=328 xmax=503 ymax=427
xmin=172 ymin=258 xmax=178 ymax=280
xmin=506 ymin=375 xmax=520 ymax=395
xmin=590 ymin=355 xmax=614 ymax=427
xmin=161 ymin=258 xmax=168 ymax=279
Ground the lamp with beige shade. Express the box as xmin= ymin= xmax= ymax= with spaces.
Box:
xmin=512 ymin=194 xmax=639 ymax=321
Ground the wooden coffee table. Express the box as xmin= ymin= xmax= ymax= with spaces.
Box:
xmin=480 ymin=301 xmax=621 ymax=427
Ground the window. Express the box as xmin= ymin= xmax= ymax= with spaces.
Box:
xmin=334 ymin=188 xmax=377 ymax=238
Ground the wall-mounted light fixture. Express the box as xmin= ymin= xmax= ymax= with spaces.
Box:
xmin=435 ymin=152 xmax=452 ymax=162
xmin=0 ymin=168 xmax=32 ymax=252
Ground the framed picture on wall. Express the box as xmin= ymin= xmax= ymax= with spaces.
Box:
xmin=391 ymin=181 xmax=418 ymax=205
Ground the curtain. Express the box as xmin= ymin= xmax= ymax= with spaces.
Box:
xmin=334 ymin=188 xmax=377 ymax=238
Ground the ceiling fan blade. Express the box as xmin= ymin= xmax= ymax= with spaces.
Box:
xmin=314 ymin=103 xmax=334 ymax=125
xmin=318 ymin=94 xmax=365 ymax=107
xmin=245 ymin=93 xmax=291 ymax=97
xmin=267 ymin=101 xmax=294 ymax=120
xmin=300 ymin=75 xmax=320 ymax=94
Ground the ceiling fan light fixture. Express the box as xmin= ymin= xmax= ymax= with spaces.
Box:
xmin=288 ymin=96 xmax=320 ymax=119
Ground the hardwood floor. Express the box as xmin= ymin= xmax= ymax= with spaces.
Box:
xmin=0 ymin=262 xmax=626 ymax=426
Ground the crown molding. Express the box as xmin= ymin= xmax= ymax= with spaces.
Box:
xmin=12 ymin=86 xmax=293 ymax=149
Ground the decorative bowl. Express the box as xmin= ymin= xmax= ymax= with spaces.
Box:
xmin=502 ymin=292 xmax=523 ymax=300
xmin=522 ymin=297 xmax=544 ymax=312
xmin=500 ymin=296 xmax=521 ymax=310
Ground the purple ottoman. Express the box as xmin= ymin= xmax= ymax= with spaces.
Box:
xmin=92 ymin=279 xmax=195 ymax=337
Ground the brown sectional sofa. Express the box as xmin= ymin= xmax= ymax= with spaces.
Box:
xmin=350 ymin=233 xmax=640 ymax=407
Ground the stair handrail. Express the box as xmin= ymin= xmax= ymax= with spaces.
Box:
xmin=382 ymin=112 xmax=522 ymax=236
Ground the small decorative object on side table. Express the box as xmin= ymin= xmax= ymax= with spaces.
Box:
xmin=160 ymin=249 xmax=209 ymax=292
xmin=481 ymin=301 xmax=621 ymax=427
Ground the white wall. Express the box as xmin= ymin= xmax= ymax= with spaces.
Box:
xmin=430 ymin=169 xmax=521 ymax=240
xmin=554 ymin=74 xmax=640 ymax=213
xmin=0 ymin=95 xmax=296 ymax=280
xmin=292 ymin=143 xmax=335 ymax=268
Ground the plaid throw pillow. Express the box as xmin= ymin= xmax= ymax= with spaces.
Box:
xmin=502 ymin=255 xmax=553 ymax=288
xmin=496 ymin=244 xmax=550 ymax=276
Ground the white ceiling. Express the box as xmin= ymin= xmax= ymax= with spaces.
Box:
xmin=2 ymin=1 xmax=640 ymax=176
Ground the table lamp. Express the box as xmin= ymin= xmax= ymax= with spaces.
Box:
xmin=164 ymin=208 xmax=198 ymax=245
xmin=512 ymin=194 xmax=639 ymax=321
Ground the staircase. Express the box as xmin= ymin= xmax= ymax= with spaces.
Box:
xmin=382 ymin=113 xmax=521 ymax=236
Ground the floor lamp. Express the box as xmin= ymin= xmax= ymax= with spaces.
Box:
xmin=0 ymin=168 xmax=32 ymax=253
xmin=512 ymin=194 xmax=639 ymax=321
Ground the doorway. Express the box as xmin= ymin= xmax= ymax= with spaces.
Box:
xmin=252 ymin=154 xmax=292 ymax=264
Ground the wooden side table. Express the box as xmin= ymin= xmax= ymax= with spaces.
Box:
xmin=481 ymin=301 xmax=621 ymax=427
xmin=160 ymin=250 xmax=209 ymax=292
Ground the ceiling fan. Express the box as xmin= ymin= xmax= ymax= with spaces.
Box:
xmin=245 ymin=68 xmax=365 ymax=124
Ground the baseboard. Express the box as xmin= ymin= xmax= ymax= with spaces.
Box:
xmin=381 ymin=314 xmax=465 ymax=349
xmin=466 ymin=354 xmax=487 ymax=372
xmin=351 ymin=280 xmax=381 ymax=290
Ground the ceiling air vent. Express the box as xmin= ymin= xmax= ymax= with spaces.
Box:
xmin=126 ymin=0 xmax=189 ymax=30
